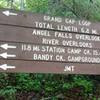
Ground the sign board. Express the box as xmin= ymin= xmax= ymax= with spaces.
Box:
xmin=0 ymin=42 xmax=100 ymax=63
xmin=0 ymin=9 xmax=100 ymax=74
xmin=0 ymin=59 xmax=100 ymax=74
xmin=0 ymin=25 xmax=100 ymax=49
xmin=0 ymin=9 xmax=100 ymax=35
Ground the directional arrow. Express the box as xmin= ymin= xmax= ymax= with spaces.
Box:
xmin=2 ymin=10 xmax=18 ymax=16
xmin=0 ymin=44 xmax=16 ymax=50
xmin=0 ymin=52 xmax=16 ymax=59
xmin=0 ymin=64 xmax=15 ymax=70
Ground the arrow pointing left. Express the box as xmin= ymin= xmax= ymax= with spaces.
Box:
xmin=0 ymin=44 xmax=16 ymax=50
xmin=2 ymin=10 xmax=18 ymax=16
xmin=0 ymin=52 xmax=16 ymax=59
xmin=0 ymin=64 xmax=15 ymax=70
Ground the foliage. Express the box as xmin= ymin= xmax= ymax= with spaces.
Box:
xmin=0 ymin=0 xmax=7 ymax=8
xmin=0 ymin=73 xmax=95 ymax=99
xmin=26 ymin=0 xmax=49 ymax=13
xmin=73 ymin=75 xmax=93 ymax=94
xmin=0 ymin=86 xmax=16 ymax=100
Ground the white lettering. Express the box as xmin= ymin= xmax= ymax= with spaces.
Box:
xmin=33 ymin=53 xmax=53 ymax=61
xmin=57 ymin=25 xmax=78 ymax=32
xmin=32 ymin=29 xmax=50 ymax=37
xmin=35 ymin=21 xmax=54 ymax=29
xmin=62 ymin=40 xmax=92 ymax=48
xmin=83 ymin=49 xmax=91 ymax=55
xmin=65 ymin=18 xmax=75 ymax=24
xmin=56 ymin=55 xmax=65 ymax=61
xmin=22 ymin=44 xmax=40 ymax=52
xmin=68 ymin=56 xmax=100 ymax=63
xmin=92 ymin=29 xmax=98 ymax=34
xmin=55 ymin=31 xmax=72 ymax=39
xmin=93 ymin=50 xmax=100 ymax=56
xmin=75 ymin=34 xmax=100 ymax=41
xmin=44 ymin=15 xmax=62 ymax=23
xmin=42 ymin=38 xmax=59 ymax=45
xmin=64 ymin=65 xmax=75 ymax=72
xmin=79 ymin=20 xmax=91 ymax=26
xmin=67 ymin=48 xmax=81 ymax=54
xmin=81 ymin=27 xmax=90 ymax=33
xmin=41 ymin=46 xmax=65 ymax=53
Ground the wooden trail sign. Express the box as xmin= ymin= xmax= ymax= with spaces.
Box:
xmin=0 ymin=42 xmax=100 ymax=63
xmin=0 ymin=9 xmax=100 ymax=74
xmin=0 ymin=9 xmax=100 ymax=35
xmin=0 ymin=59 xmax=100 ymax=74
xmin=0 ymin=25 xmax=100 ymax=49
